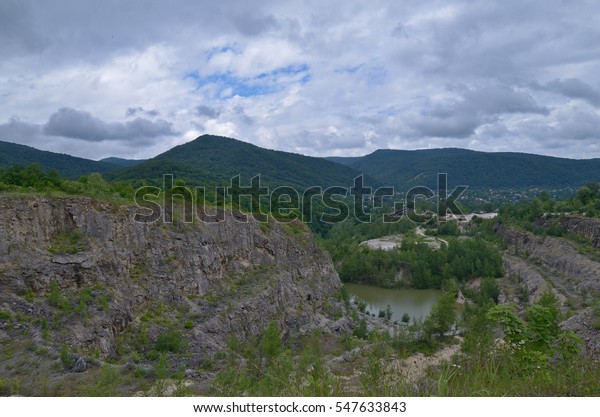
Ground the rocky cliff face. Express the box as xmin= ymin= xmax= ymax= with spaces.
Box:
xmin=0 ymin=195 xmax=347 ymax=364
xmin=496 ymin=223 xmax=600 ymax=358
xmin=538 ymin=215 xmax=600 ymax=249
xmin=497 ymin=224 xmax=600 ymax=306
xmin=500 ymin=253 xmax=567 ymax=306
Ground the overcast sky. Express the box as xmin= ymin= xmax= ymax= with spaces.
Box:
xmin=1 ymin=0 xmax=600 ymax=160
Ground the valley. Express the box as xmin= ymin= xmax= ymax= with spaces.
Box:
xmin=1 ymin=136 xmax=600 ymax=396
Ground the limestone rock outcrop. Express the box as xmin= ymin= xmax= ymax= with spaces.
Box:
xmin=0 ymin=195 xmax=347 ymax=360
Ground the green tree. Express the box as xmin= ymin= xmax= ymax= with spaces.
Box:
xmin=424 ymin=291 xmax=457 ymax=339
xmin=260 ymin=321 xmax=282 ymax=359
xmin=480 ymin=277 xmax=500 ymax=304
xmin=487 ymin=299 xmax=581 ymax=371
xmin=576 ymin=186 xmax=593 ymax=205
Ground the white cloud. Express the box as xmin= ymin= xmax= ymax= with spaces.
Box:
xmin=1 ymin=0 xmax=600 ymax=160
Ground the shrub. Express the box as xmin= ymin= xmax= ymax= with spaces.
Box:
xmin=480 ymin=277 xmax=500 ymax=304
xmin=83 ymin=365 xmax=122 ymax=396
xmin=353 ymin=319 xmax=368 ymax=339
xmin=155 ymin=329 xmax=187 ymax=353
xmin=47 ymin=281 xmax=71 ymax=311
xmin=423 ymin=291 xmax=457 ymax=339
xmin=59 ymin=344 xmax=72 ymax=369
xmin=260 ymin=321 xmax=282 ymax=359
xmin=24 ymin=287 xmax=35 ymax=302
xmin=486 ymin=300 xmax=582 ymax=372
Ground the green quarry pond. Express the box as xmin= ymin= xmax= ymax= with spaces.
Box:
xmin=344 ymin=283 xmax=442 ymax=322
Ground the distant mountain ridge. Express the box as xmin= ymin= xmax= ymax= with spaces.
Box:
xmin=109 ymin=135 xmax=377 ymax=188
xmin=328 ymin=148 xmax=600 ymax=189
xmin=3 ymin=137 xmax=600 ymax=190
xmin=99 ymin=157 xmax=146 ymax=167
xmin=0 ymin=140 xmax=116 ymax=179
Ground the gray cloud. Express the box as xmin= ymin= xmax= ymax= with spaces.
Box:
xmin=2 ymin=0 xmax=600 ymax=159
xmin=543 ymin=106 xmax=600 ymax=141
xmin=43 ymin=108 xmax=178 ymax=142
xmin=231 ymin=13 xmax=280 ymax=36
xmin=194 ymin=105 xmax=221 ymax=119
xmin=0 ymin=117 xmax=42 ymax=140
xmin=543 ymin=78 xmax=600 ymax=107
xmin=0 ymin=1 xmax=47 ymax=56
xmin=410 ymin=113 xmax=482 ymax=139
xmin=460 ymin=85 xmax=548 ymax=115
xmin=126 ymin=107 xmax=160 ymax=117
xmin=233 ymin=106 xmax=255 ymax=125
xmin=408 ymin=84 xmax=547 ymax=138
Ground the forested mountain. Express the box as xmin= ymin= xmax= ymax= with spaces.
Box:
xmin=4 ymin=136 xmax=600 ymax=191
xmin=0 ymin=140 xmax=116 ymax=179
xmin=110 ymin=134 xmax=375 ymax=188
xmin=99 ymin=157 xmax=146 ymax=167
xmin=329 ymin=148 xmax=600 ymax=190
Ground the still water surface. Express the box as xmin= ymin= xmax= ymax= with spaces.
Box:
xmin=344 ymin=283 xmax=442 ymax=322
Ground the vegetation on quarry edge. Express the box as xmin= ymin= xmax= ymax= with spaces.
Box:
xmin=1 ymin=163 xmax=600 ymax=396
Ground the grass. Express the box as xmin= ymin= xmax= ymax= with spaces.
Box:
xmin=0 ymin=378 xmax=9 ymax=396
xmin=97 ymin=293 xmax=111 ymax=311
xmin=59 ymin=344 xmax=72 ymax=370
xmin=425 ymin=350 xmax=600 ymax=396
xmin=46 ymin=281 xmax=72 ymax=311
xmin=593 ymin=297 xmax=600 ymax=330
xmin=48 ymin=230 xmax=89 ymax=255
xmin=81 ymin=366 xmax=124 ymax=397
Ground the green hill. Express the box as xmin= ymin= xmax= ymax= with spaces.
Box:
xmin=99 ymin=157 xmax=146 ymax=167
xmin=0 ymin=140 xmax=116 ymax=179
xmin=5 ymin=136 xmax=600 ymax=192
xmin=329 ymin=148 xmax=600 ymax=190
xmin=111 ymin=135 xmax=375 ymax=188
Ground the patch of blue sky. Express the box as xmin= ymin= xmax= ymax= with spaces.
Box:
xmin=334 ymin=64 xmax=364 ymax=74
xmin=333 ymin=64 xmax=387 ymax=85
xmin=185 ymin=64 xmax=311 ymax=98
xmin=266 ymin=64 xmax=312 ymax=87
xmin=377 ymin=107 xmax=398 ymax=117
xmin=256 ymin=64 xmax=310 ymax=79
xmin=204 ymin=45 xmax=236 ymax=60
xmin=298 ymin=73 xmax=312 ymax=84
xmin=362 ymin=66 xmax=388 ymax=85
xmin=185 ymin=72 xmax=280 ymax=98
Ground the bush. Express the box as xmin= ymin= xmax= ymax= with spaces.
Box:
xmin=378 ymin=305 xmax=393 ymax=321
xmin=24 ymin=287 xmax=35 ymax=302
xmin=155 ymin=329 xmax=187 ymax=353
xmin=480 ymin=277 xmax=500 ymax=304
xmin=424 ymin=291 xmax=457 ymax=339
xmin=0 ymin=378 xmax=9 ymax=396
xmin=47 ymin=281 xmax=72 ymax=311
xmin=486 ymin=300 xmax=581 ymax=372
xmin=438 ymin=220 xmax=459 ymax=236
xmin=83 ymin=366 xmax=122 ymax=396
xmin=60 ymin=344 xmax=72 ymax=369
xmin=353 ymin=319 xmax=368 ymax=339
xmin=260 ymin=321 xmax=282 ymax=359
xmin=593 ymin=297 xmax=600 ymax=330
